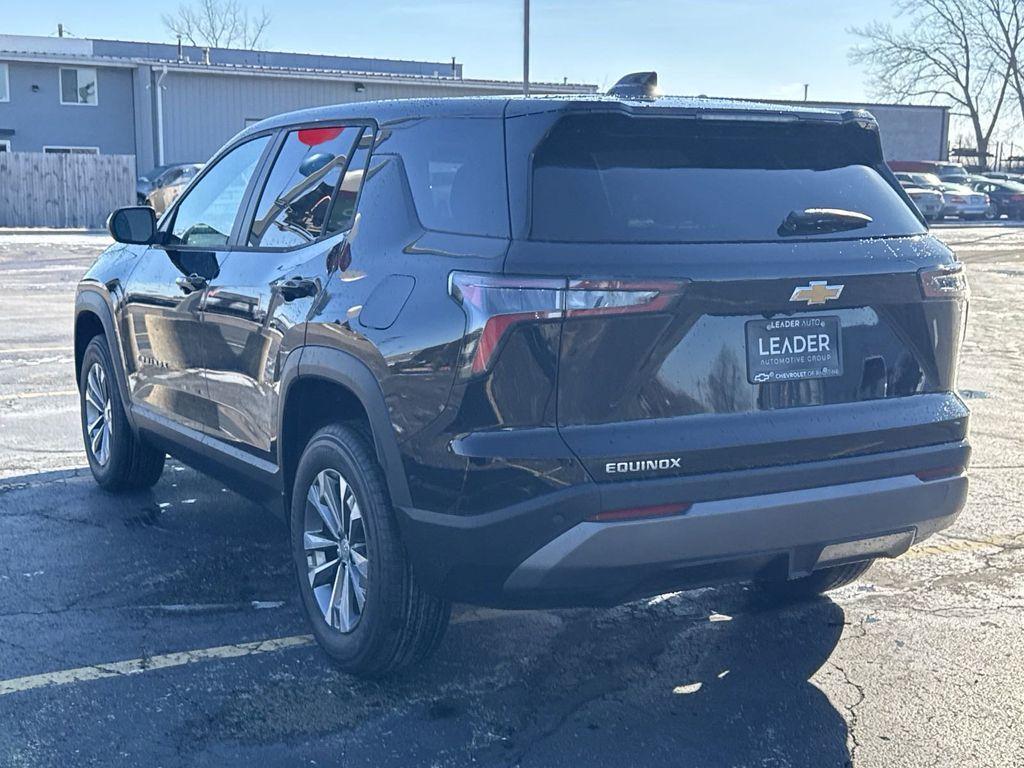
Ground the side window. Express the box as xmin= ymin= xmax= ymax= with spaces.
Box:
xmin=247 ymin=125 xmax=368 ymax=249
xmin=325 ymin=129 xmax=375 ymax=236
xmin=377 ymin=117 xmax=509 ymax=238
xmin=169 ymin=136 xmax=270 ymax=247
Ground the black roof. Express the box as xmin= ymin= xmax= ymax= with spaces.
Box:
xmin=237 ymin=94 xmax=874 ymax=142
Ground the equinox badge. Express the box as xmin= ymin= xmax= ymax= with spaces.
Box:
xmin=790 ymin=281 xmax=844 ymax=305
xmin=606 ymin=457 xmax=682 ymax=474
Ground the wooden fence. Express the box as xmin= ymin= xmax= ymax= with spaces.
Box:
xmin=0 ymin=152 xmax=136 ymax=229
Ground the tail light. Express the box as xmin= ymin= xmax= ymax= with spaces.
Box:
xmin=1011 ymin=194 xmax=1024 ymax=202
xmin=919 ymin=262 xmax=968 ymax=299
xmin=947 ymin=195 xmax=966 ymax=204
xmin=449 ymin=272 xmax=685 ymax=376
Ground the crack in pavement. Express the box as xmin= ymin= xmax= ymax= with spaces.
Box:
xmin=829 ymin=660 xmax=867 ymax=764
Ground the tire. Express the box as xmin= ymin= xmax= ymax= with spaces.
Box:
xmin=756 ymin=560 xmax=874 ymax=604
xmin=79 ymin=336 xmax=166 ymax=491
xmin=289 ymin=423 xmax=450 ymax=676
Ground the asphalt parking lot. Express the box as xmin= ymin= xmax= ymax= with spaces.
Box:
xmin=0 ymin=225 xmax=1022 ymax=767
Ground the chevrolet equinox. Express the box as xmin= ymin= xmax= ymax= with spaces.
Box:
xmin=76 ymin=84 xmax=971 ymax=675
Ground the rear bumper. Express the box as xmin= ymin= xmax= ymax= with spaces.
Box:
xmin=943 ymin=204 xmax=989 ymax=216
xmin=396 ymin=439 xmax=970 ymax=607
xmin=503 ymin=472 xmax=966 ymax=605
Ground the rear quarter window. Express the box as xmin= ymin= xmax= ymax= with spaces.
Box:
xmin=377 ymin=117 xmax=509 ymax=238
xmin=529 ymin=113 xmax=925 ymax=243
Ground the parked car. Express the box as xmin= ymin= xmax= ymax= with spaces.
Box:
xmin=136 ymin=165 xmax=173 ymax=204
xmin=894 ymin=171 xmax=944 ymax=192
xmin=938 ymin=183 xmax=990 ymax=220
xmin=970 ymin=178 xmax=1024 ymax=219
xmin=144 ymin=163 xmax=203 ymax=215
xmin=980 ymin=171 xmax=1024 ymax=182
xmin=137 ymin=163 xmax=202 ymax=204
xmin=894 ymin=173 xmax=945 ymax=220
xmin=889 ymin=160 xmax=969 ymax=183
xmin=903 ymin=186 xmax=944 ymax=221
xmin=80 ymin=86 xmax=970 ymax=675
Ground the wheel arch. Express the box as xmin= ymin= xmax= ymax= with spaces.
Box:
xmin=279 ymin=346 xmax=411 ymax=511
xmin=74 ymin=288 xmax=137 ymax=430
xmin=74 ymin=310 xmax=105 ymax=383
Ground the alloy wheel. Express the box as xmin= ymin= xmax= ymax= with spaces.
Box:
xmin=303 ymin=468 xmax=369 ymax=633
xmin=83 ymin=362 xmax=113 ymax=466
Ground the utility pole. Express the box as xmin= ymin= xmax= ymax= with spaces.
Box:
xmin=523 ymin=0 xmax=530 ymax=95
xmin=803 ymin=83 xmax=809 ymax=101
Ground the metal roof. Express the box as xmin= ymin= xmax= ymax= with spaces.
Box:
xmin=0 ymin=33 xmax=597 ymax=92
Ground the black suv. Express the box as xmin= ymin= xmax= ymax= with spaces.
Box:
xmin=77 ymin=93 xmax=970 ymax=676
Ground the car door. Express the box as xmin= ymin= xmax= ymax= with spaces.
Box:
xmin=120 ymin=134 xmax=273 ymax=434
xmin=200 ymin=123 xmax=373 ymax=460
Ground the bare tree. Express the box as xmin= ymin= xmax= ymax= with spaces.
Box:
xmin=975 ymin=0 xmax=1024 ymax=130
xmin=851 ymin=0 xmax=1011 ymax=169
xmin=162 ymin=0 xmax=271 ymax=50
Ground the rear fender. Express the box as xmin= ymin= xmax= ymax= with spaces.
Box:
xmin=279 ymin=345 xmax=412 ymax=509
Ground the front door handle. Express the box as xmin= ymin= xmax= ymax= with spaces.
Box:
xmin=277 ymin=277 xmax=318 ymax=302
xmin=175 ymin=273 xmax=208 ymax=294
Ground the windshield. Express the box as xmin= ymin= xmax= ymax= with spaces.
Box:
xmin=140 ymin=165 xmax=170 ymax=182
xmin=529 ymin=113 xmax=925 ymax=243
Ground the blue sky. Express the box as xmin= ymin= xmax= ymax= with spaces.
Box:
xmin=7 ymin=0 xmax=901 ymax=101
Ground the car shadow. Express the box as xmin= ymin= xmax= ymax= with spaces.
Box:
xmin=0 ymin=465 xmax=852 ymax=767
xmin=432 ymin=590 xmax=852 ymax=767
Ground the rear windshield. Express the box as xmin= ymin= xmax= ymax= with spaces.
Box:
xmin=529 ymin=114 xmax=925 ymax=243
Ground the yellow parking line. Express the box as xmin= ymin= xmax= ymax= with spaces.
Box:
xmin=905 ymin=533 xmax=1022 ymax=559
xmin=0 ymin=345 xmax=70 ymax=355
xmin=0 ymin=608 xmax=513 ymax=697
xmin=1 ymin=389 xmax=78 ymax=401
xmin=0 ymin=635 xmax=315 ymax=696
xmin=0 ymin=529 xmax=1017 ymax=697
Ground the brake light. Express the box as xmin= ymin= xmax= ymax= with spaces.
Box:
xmin=1011 ymin=194 xmax=1024 ymax=202
xmin=918 ymin=262 xmax=969 ymax=299
xmin=947 ymin=195 xmax=966 ymax=204
xmin=449 ymin=272 xmax=685 ymax=376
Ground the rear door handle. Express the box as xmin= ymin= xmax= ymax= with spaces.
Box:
xmin=277 ymin=277 xmax=318 ymax=301
xmin=175 ymin=273 xmax=208 ymax=294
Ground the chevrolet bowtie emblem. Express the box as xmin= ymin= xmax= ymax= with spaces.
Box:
xmin=790 ymin=281 xmax=844 ymax=305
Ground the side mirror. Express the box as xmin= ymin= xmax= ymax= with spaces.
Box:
xmin=108 ymin=206 xmax=158 ymax=245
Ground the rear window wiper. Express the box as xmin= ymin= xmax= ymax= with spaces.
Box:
xmin=778 ymin=208 xmax=873 ymax=236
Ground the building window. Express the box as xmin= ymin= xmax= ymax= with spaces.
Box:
xmin=59 ymin=67 xmax=98 ymax=106
xmin=0 ymin=140 xmax=10 ymax=152
xmin=0 ymin=63 xmax=9 ymax=102
xmin=43 ymin=146 xmax=100 ymax=155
